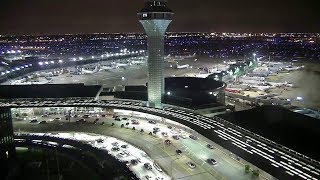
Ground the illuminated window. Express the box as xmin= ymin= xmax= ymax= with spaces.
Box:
xmin=143 ymin=13 xmax=148 ymax=18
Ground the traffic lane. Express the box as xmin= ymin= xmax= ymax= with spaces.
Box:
xmin=13 ymin=120 xmax=217 ymax=180
xmin=180 ymin=138 xmax=251 ymax=180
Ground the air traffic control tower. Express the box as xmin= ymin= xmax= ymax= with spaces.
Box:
xmin=138 ymin=0 xmax=173 ymax=108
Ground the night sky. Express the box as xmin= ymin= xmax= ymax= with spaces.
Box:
xmin=0 ymin=0 xmax=319 ymax=35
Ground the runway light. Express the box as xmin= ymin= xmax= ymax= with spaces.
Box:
xmin=167 ymin=91 xmax=171 ymax=95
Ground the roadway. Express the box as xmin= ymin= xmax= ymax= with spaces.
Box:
xmin=13 ymin=113 xmax=255 ymax=180
xmin=2 ymin=98 xmax=320 ymax=180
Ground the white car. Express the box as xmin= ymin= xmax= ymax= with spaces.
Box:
xmin=117 ymin=152 xmax=127 ymax=158
xmin=153 ymin=162 xmax=163 ymax=172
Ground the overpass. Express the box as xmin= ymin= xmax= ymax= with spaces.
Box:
xmin=1 ymin=98 xmax=320 ymax=180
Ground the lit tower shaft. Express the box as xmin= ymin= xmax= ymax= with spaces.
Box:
xmin=138 ymin=0 xmax=173 ymax=108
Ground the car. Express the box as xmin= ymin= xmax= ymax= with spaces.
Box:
xmin=189 ymin=135 xmax=198 ymax=140
xmin=131 ymin=159 xmax=139 ymax=165
xmin=167 ymin=125 xmax=173 ymax=129
xmin=172 ymin=135 xmax=180 ymax=140
xmin=131 ymin=120 xmax=140 ymax=124
xmin=121 ymin=160 xmax=130 ymax=166
xmin=121 ymin=144 xmax=128 ymax=148
xmin=111 ymin=142 xmax=119 ymax=146
xmin=161 ymin=132 xmax=168 ymax=137
xmin=76 ymin=118 xmax=86 ymax=123
xmin=54 ymin=117 xmax=61 ymax=121
xmin=207 ymin=158 xmax=217 ymax=165
xmin=144 ymin=163 xmax=152 ymax=170
xmin=29 ymin=119 xmax=38 ymax=123
xmin=96 ymin=139 xmax=104 ymax=143
xmin=144 ymin=175 xmax=152 ymax=180
xmin=121 ymin=117 xmax=128 ymax=121
xmin=176 ymin=149 xmax=182 ymax=155
xmin=100 ymin=122 xmax=105 ymax=125
xmin=164 ymin=139 xmax=171 ymax=145
xmin=111 ymin=147 xmax=120 ymax=151
xmin=153 ymin=127 xmax=160 ymax=132
xmin=41 ymin=114 xmax=48 ymax=117
xmin=155 ymin=177 xmax=164 ymax=180
xmin=179 ymin=134 xmax=187 ymax=139
xmin=153 ymin=162 xmax=163 ymax=172
xmin=186 ymin=162 xmax=196 ymax=169
xmin=148 ymin=120 xmax=156 ymax=124
xmin=117 ymin=152 xmax=127 ymax=158
xmin=114 ymin=117 xmax=121 ymax=121
xmin=38 ymin=120 xmax=47 ymax=124
xmin=141 ymin=152 xmax=148 ymax=157
xmin=207 ymin=144 xmax=215 ymax=149
xmin=82 ymin=114 xmax=90 ymax=118
xmin=123 ymin=150 xmax=130 ymax=155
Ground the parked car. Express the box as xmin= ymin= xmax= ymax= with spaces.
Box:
xmin=153 ymin=162 xmax=163 ymax=172
xmin=29 ymin=119 xmax=38 ymax=123
xmin=96 ymin=139 xmax=104 ymax=143
xmin=111 ymin=147 xmax=120 ymax=151
xmin=38 ymin=120 xmax=47 ymax=124
xmin=144 ymin=163 xmax=152 ymax=170
xmin=153 ymin=127 xmax=160 ymax=132
xmin=189 ymin=135 xmax=198 ymax=140
xmin=148 ymin=120 xmax=156 ymax=124
xmin=121 ymin=144 xmax=128 ymax=149
xmin=131 ymin=119 xmax=139 ymax=124
xmin=172 ymin=135 xmax=180 ymax=140
xmin=131 ymin=159 xmax=139 ymax=165
xmin=161 ymin=132 xmax=168 ymax=137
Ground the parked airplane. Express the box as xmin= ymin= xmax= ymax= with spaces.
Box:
xmin=82 ymin=66 xmax=98 ymax=74
xmin=176 ymin=64 xmax=190 ymax=69
xmin=130 ymin=60 xmax=145 ymax=65
xmin=100 ymin=65 xmax=115 ymax=71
